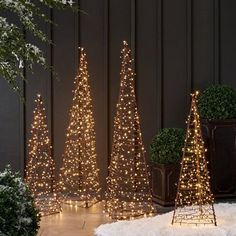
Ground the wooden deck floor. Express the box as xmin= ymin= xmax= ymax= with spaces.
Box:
xmin=39 ymin=201 xmax=173 ymax=236
xmin=39 ymin=201 xmax=112 ymax=236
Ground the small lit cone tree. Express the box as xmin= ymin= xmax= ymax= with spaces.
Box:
xmin=105 ymin=41 xmax=155 ymax=220
xmin=172 ymin=91 xmax=217 ymax=226
xmin=59 ymin=48 xmax=101 ymax=208
xmin=25 ymin=94 xmax=61 ymax=216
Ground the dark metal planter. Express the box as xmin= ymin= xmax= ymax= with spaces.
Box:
xmin=151 ymin=163 xmax=180 ymax=206
xmin=201 ymin=119 xmax=236 ymax=198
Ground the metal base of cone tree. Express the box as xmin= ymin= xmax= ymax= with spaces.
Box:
xmin=105 ymin=200 xmax=155 ymax=220
xmin=36 ymin=194 xmax=61 ymax=216
xmin=172 ymin=205 xmax=217 ymax=225
xmin=59 ymin=183 xmax=101 ymax=209
xmin=63 ymin=196 xmax=100 ymax=208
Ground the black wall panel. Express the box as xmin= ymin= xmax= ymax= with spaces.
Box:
xmin=79 ymin=0 xmax=109 ymax=195
xmin=53 ymin=7 xmax=78 ymax=177
xmin=1 ymin=0 xmax=236 ymax=194
xmin=192 ymin=0 xmax=215 ymax=90
xmin=0 ymin=84 xmax=23 ymax=172
xmin=163 ymin=0 xmax=188 ymax=128
xmin=136 ymin=0 xmax=158 ymax=156
xmin=108 ymin=0 xmax=132 ymax=144
xmin=220 ymin=0 xmax=236 ymax=88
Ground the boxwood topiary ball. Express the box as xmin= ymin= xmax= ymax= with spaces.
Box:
xmin=198 ymin=85 xmax=236 ymax=120
xmin=150 ymin=128 xmax=184 ymax=165
xmin=0 ymin=166 xmax=40 ymax=236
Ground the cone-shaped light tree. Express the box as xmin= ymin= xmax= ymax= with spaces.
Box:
xmin=25 ymin=94 xmax=61 ymax=216
xmin=59 ymin=48 xmax=101 ymax=208
xmin=105 ymin=41 xmax=155 ymax=220
xmin=172 ymin=91 xmax=217 ymax=226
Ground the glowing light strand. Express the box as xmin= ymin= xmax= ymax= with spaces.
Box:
xmin=25 ymin=94 xmax=61 ymax=216
xmin=59 ymin=48 xmax=101 ymax=208
xmin=105 ymin=41 xmax=155 ymax=220
xmin=172 ymin=91 xmax=217 ymax=226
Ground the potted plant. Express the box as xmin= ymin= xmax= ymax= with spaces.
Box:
xmin=0 ymin=166 xmax=40 ymax=235
xmin=198 ymin=85 xmax=236 ymax=198
xmin=150 ymin=128 xmax=184 ymax=206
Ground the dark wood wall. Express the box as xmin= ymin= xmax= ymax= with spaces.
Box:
xmin=1 ymin=0 xmax=236 ymax=194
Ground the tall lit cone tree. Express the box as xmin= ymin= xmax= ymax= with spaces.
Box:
xmin=105 ymin=41 xmax=155 ymax=220
xmin=59 ymin=48 xmax=101 ymax=208
xmin=25 ymin=94 xmax=61 ymax=216
xmin=172 ymin=91 xmax=217 ymax=226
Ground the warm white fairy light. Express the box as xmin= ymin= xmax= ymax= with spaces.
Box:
xmin=105 ymin=41 xmax=155 ymax=220
xmin=25 ymin=94 xmax=61 ymax=216
xmin=172 ymin=91 xmax=217 ymax=226
xmin=59 ymin=48 xmax=101 ymax=208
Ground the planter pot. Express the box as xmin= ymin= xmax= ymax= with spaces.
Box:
xmin=201 ymin=119 xmax=236 ymax=198
xmin=151 ymin=163 xmax=180 ymax=206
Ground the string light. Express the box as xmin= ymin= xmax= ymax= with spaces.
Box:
xmin=59 ymin=48 xmax=101 ymax=208
xmin=105 ymin=41 xmax=155 ymax=220
xmin=172 ymin=91 xmax=217 ymax=226
xmin=25 ymin=94 xmax=61 ymax=216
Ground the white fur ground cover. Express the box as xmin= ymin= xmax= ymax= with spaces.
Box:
xmin=95 ymin=203 xmax=236 ymax=236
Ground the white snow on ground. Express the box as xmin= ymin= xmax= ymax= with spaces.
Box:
xmin=95 ymin=203 xmax=236 ymax=236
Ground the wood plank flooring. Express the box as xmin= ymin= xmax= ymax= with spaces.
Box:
xmin=39 ymin=202 xmax=112 ymax=236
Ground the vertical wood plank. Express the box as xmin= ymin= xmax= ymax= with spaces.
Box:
xmin=0 ymin=84 xmax=23 ymax=172
xmin=157 ymin=0 xmax=164 ymax=130
xmin=192 ymin=0 xmax=215 ymax=91
xmin=131 ymin=0 xmax=136 ymax=72
xmin=220 ymin=0 xmax=236 ymax=89
xmin=79 ymin=0 xmax=109 ymax=195
xmin=162 ymin=0 xmax=187 ymax=128
xmin=136 ymin=0 xmax=158 ymax=156
xmin=213 ymin=0 xmax=221 ymax=84
xmin=53 ymin=6 xmax=78 ymax=177
xmin=104 ymin=0 xmax=109 ymax=165
xmin=109 ymin=0 xmax=131 ymax=145
xmin=187 ymin=0 xmax=193 ymax=97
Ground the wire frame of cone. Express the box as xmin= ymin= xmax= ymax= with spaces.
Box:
xmin=25 ymin=94 xmax=61 ymax=216
xmin=58 ymin=48 xmax=101 ymax=208
xmin=172 ymin=91 xmax=217 ymax=226
xmin=105 ymin=41 xmax=155 ymax=220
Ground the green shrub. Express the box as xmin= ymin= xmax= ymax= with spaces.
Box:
xmin=198 ymin=85 xmax=236 ymax=120
xmin=0 ymin=166 xmax=40 ymax=236
xmin=150 ymin=128 xmax=184 ymax=165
